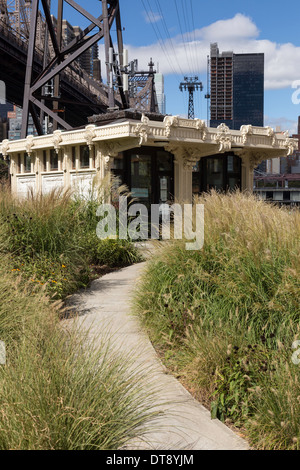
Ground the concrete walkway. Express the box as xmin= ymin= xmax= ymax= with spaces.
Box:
xmin=68 ymin=262 xmax=249 ymax=450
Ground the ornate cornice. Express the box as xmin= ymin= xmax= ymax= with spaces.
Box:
xmin=2 ymin=116 xmax=297 ymax=167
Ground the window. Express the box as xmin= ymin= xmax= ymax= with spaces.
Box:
xmin=193 ymin=154 xmax=241 ymax=194
xmin=71 ymin=147 xmax=76 ymax=169
xmin=24 ymin=153 xmax=31 ymax=173
xmin=80 ymin=145 xmax=90 ymax=168
xmin=17 ymin=153 xmax=21 ymax=173
xmin=91 ymin=146 xmax=95 ymax=168
xmin=50 ymin=149 xmax=58 ymax=171
xmin=192 ymin=161 xmax=201 ymax=195
xmin=43 ymin=150 xmax=47 ymax=171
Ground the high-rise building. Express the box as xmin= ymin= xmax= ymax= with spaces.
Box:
xmin=0 ymin=103 xmax=13 ymax=140
xmin=51 ymin=16 xmax=99 ymax=78
xmin=8 ymin=106 xmax=37 ymax=140
xmin=209 ymin=43 xmax=264 ymax=130
xmin=72 ymin=25 xmax=99 ymax=77
xmin=154 ymin=73 xmax=166 ymax=115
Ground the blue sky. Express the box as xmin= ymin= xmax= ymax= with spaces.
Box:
xmin=51 ymin=0 xmax=300 ymax=135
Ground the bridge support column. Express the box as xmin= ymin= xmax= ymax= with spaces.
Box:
xmin=21 ymin=0 xmax=39 ymax=139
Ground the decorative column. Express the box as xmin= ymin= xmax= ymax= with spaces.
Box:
xmin=165 ymin=144 xmax=200 ymax=204
xmin=94 ymin=141 xmax=122 ymax=202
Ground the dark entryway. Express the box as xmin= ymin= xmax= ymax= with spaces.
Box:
xmin=193 ymin=153 xmax=242 ymax=195
xmin=112 ymin=147 xmax=174 ymax=208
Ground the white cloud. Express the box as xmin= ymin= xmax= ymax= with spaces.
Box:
xmin=264 ymin=116 xmax=298 ymax=135
xmin=120 ymin=13 xmax=300 ymax=91
xmin=143 ymin=11 xmax=162 ymax=24
xmin=196 ymin=13 xmax=259 ymax=42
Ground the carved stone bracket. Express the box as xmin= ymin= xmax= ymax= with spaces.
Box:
xmin=165 ymin=143 xmax=201 ymax=170
xmin=0 ymin=139 xmax=10 ymax=158
xmin=194 ymin=118 xmax=208 ymax=141
xmin=283 ymin=131 xmax=297 ymax=156
xmin=163 ymin=115 xmax=179 ymax=138
xmin=52 ymin=130 xmax=62 ymax=154
xmin=25 ymin=135 xmax=35 ymax=156
xmin=96 ymin=141 xmax=123 ymax=172
xmin=215 ymin=123 xmax=232 ymax=152
xmin=240 ymin=125 xmax=253 ymax=144
xmin=100 ymin=141 xmax=123 ymax=158
xmin=84 ymin=124 xmax=96 ymax=149
xmin=248 ymin=151 xmax=270 ymax=170
xmin=133 ymin=114 xmax=150 ymax=146
xmin=266 ymin=126 xmax=276 ymax=146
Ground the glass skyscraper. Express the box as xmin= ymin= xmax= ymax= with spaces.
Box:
xmin=210 ymin=43 xmax=264 ymax=130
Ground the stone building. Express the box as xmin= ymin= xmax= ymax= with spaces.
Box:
xmin=0 ymin=111 xmax=297 ymax=203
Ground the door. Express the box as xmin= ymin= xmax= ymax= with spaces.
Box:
xmin=123 ymin=147 xmax=174 ymax=207
xmin=130 ymin=153 xmax=152 ymax=208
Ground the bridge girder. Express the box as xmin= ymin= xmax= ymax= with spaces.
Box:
xmin=21 ymin=0 xmax=129 ymax=137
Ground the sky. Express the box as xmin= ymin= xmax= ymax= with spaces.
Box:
xmin=51 ymin=0 xmax=300 ymax=135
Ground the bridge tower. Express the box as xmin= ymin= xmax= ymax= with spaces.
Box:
xmin=21 ymin=0 xmax=129 ymax=137
xmin=179 ymin=76 xmax=203 ymax=120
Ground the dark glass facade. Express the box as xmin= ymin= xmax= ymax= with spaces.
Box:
xmin=210 ymin=44 xmax=264 ymax=131
xmin=233 ymin=54 xmax=264 ymax=129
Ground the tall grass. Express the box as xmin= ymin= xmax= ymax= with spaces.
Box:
xmin=0 ymin=177 xmax=156 ymax=450
xmin=134 ymin=191 xmax=300 ymax=449
xmin=0 ymin=256 xmax=161 ymax=450
xmin=0 ymin=177 xmax=141 ymax=299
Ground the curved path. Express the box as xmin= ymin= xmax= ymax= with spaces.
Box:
xmin=68 ymin=262 xmax=249 ymax=450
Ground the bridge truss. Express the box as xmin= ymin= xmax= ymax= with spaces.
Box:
xmin=0 ymin=0 xmax=159 ymax=137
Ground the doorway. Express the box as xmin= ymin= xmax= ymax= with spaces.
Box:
xmin=112 ymin=147 xmax=174 ymax=208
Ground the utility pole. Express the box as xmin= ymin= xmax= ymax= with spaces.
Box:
xmin=179 ymin=76 xmax=203 ymax=120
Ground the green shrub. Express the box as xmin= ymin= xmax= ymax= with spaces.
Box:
xmin=93 ymin=238 xmax=142 ymax=268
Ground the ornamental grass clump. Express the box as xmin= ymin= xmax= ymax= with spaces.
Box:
xmin=0 ymin=257 xmax=161 ymax=450
xmin=0 ymin=176 xmax=141 ymax=299
xmin=134 ymin=190 xmax=300 ymax=449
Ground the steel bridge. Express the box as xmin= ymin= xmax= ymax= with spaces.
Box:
xmin=0 ymin=0 xmax=158 ymax=136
